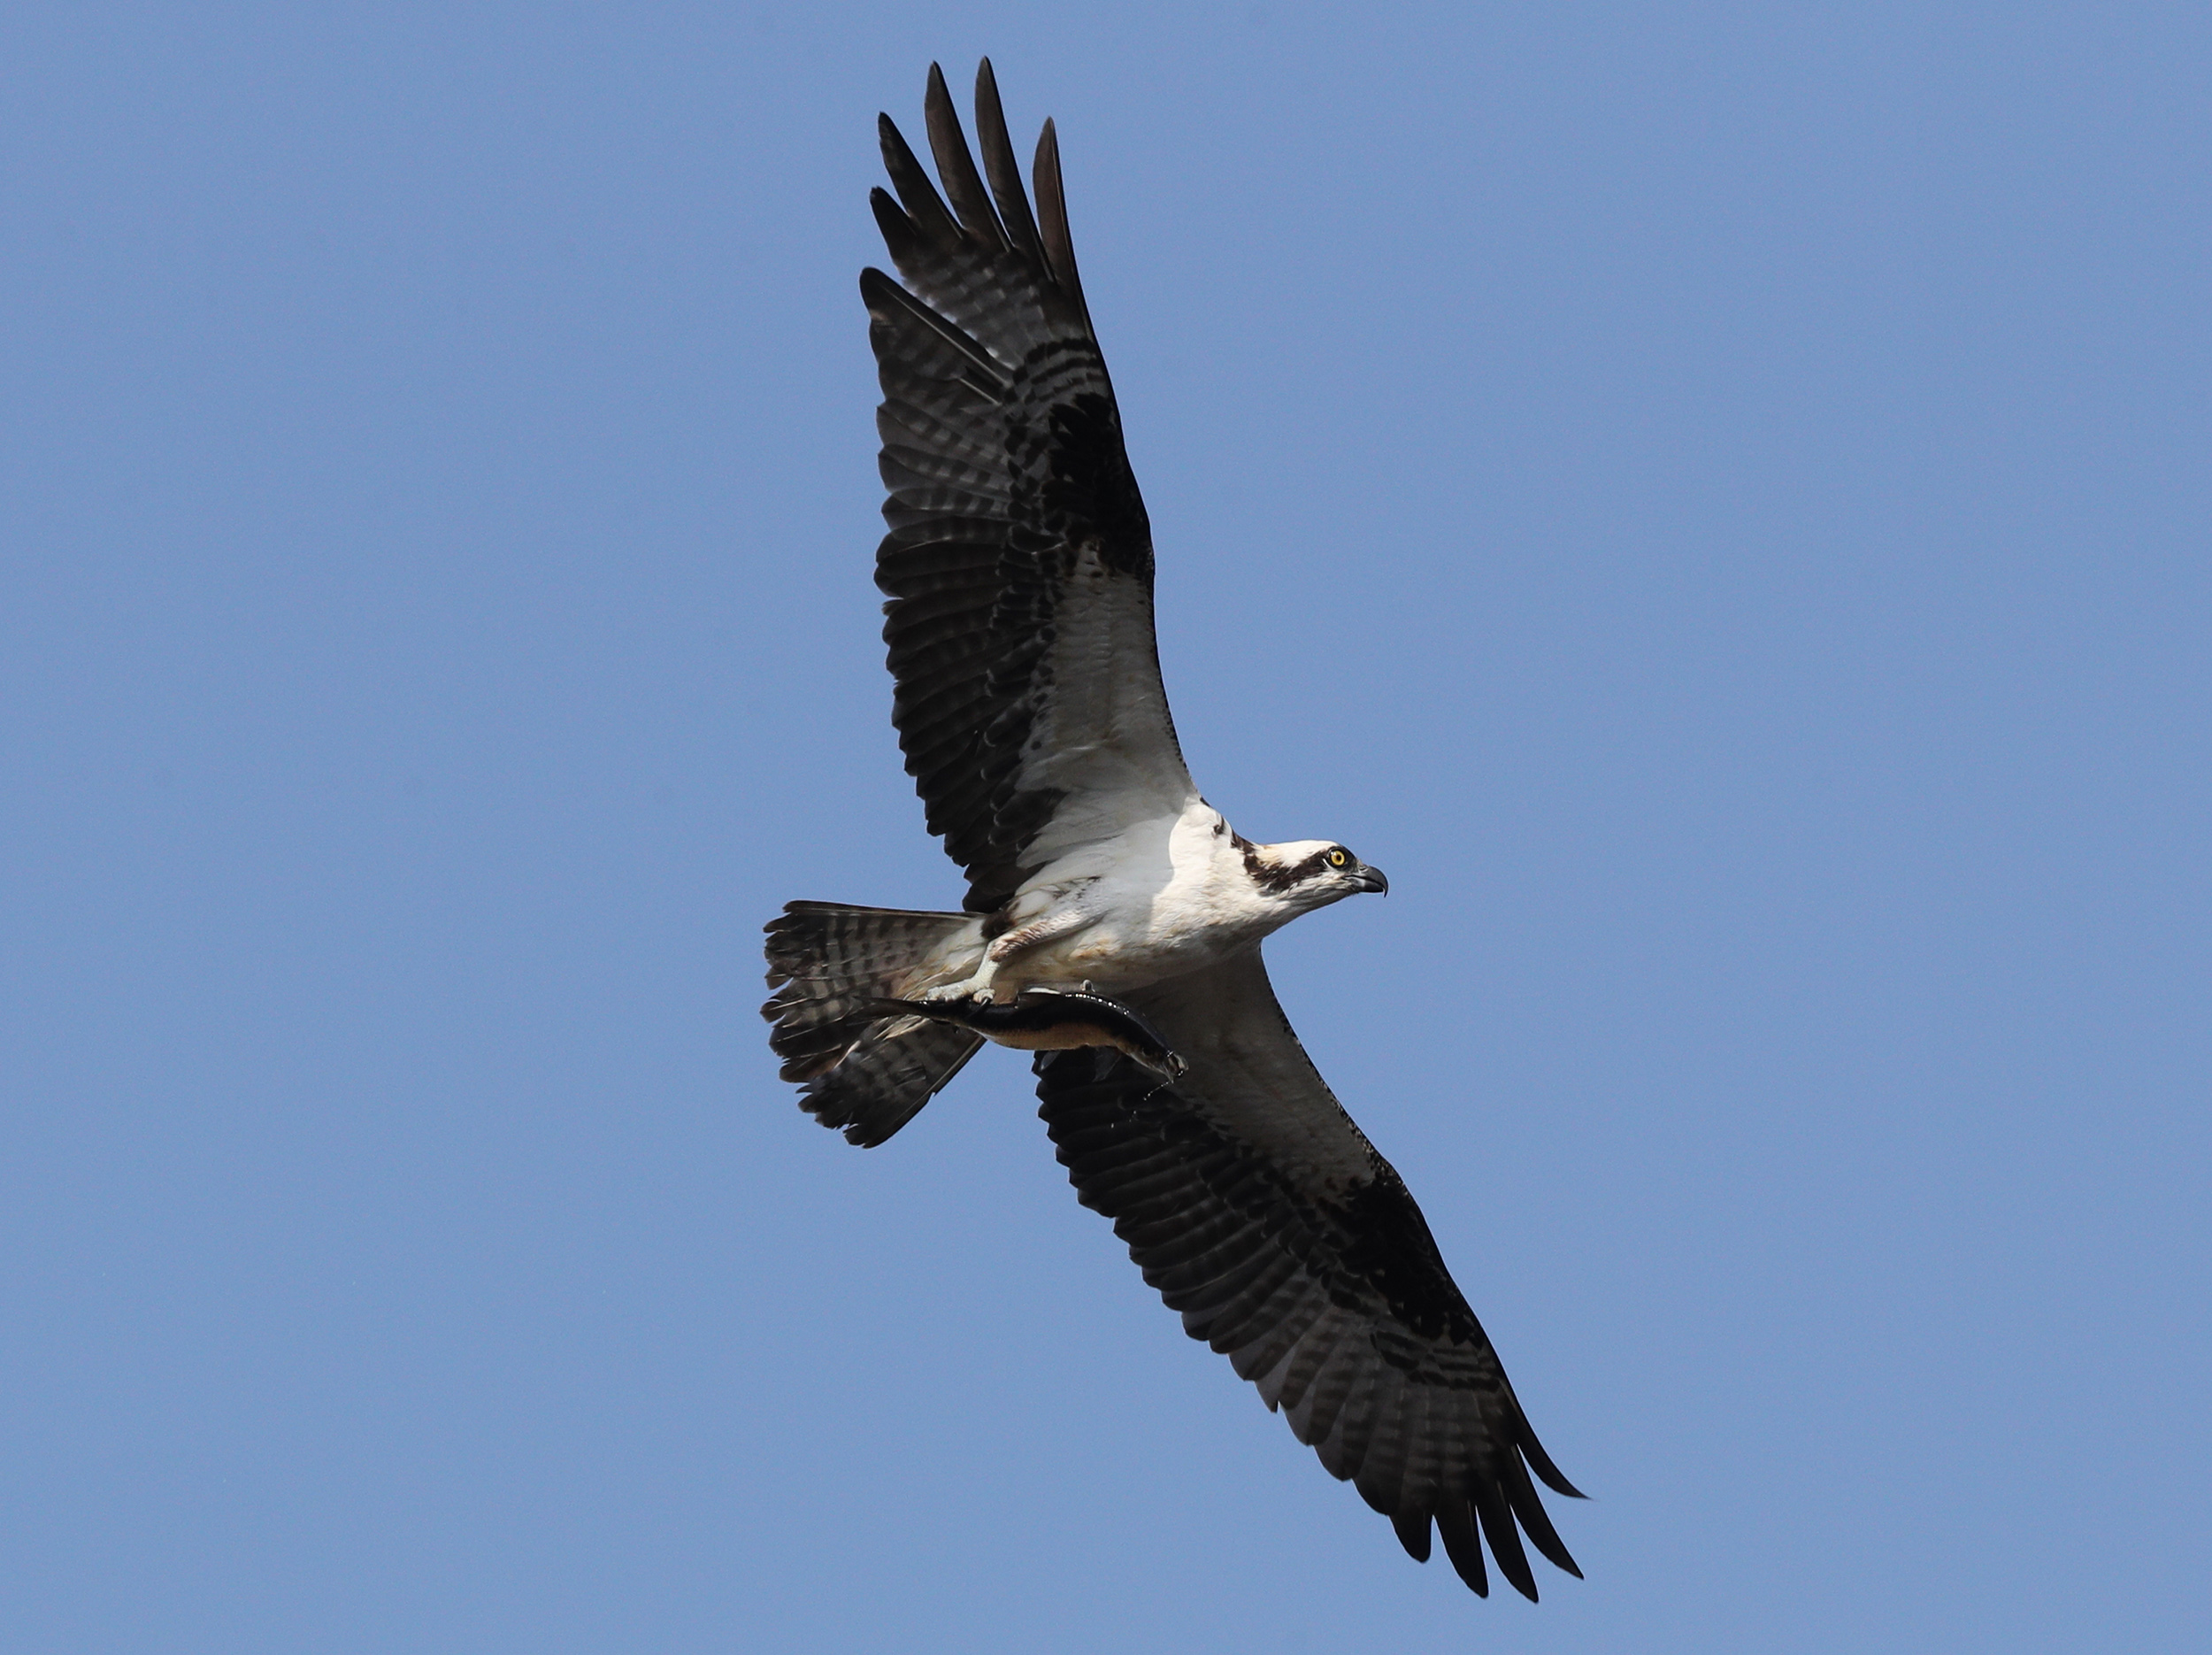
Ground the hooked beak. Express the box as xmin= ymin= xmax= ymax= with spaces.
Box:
xmin=1355 ymin=864 xmax=1389 ymax=896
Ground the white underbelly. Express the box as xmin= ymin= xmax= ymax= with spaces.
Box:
xmin=999 ymin=855 xmax=1271 ymax=993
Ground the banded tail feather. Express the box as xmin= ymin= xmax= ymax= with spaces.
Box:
xmin=762 ymin=901 xmax=986 ymax=1147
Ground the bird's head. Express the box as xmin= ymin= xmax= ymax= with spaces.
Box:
xmin=1242 ymin=838 xmax=1389 ymax=912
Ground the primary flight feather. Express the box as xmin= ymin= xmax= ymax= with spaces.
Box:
xmin=764 ymin=60 xmax=1583 ymax=1600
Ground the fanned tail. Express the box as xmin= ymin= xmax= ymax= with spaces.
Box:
xmin=762 ymin=901 xmax=985 ymax=1146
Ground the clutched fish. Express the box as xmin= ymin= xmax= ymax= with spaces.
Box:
xmin=874 ymin=985 xmax=1187 ymax=1082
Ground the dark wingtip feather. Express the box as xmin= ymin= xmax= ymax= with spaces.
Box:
xmin=1032 ymin=117 xmax=1089 ymax=319
xmin=1500 ymin=1451 xmax=1584 ymax=1577
xmin=867 ymin=189 xmax=923 ymax=264
xmin=1513 ymin=1503 xmax=1585 ymax=1581
xmin=1434 ymin=1499 xmax=1489 ymax=1597
xmin=972 ymin=58 xmax=1043 ymax=260
xmin=1520 ymin=1431 xmax=1587 ymax=1500
xmin=1390 ymin=1510 xmax=1432 ymax=1564
xmin=924 ymin=61 xmax=1005 ymax=250
xmin=876 ymin=111 xmax=959 ymax=247
xmin=1471 ymin=1477 xmax=1541 ymax=1603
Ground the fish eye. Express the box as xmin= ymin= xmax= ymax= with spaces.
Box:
xmin=1327 ymin=848 xmax=1348 ymax=868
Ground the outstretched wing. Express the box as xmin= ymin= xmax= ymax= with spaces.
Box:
xmin=864 ymin=62 xmax=1193 ymax=913
xmin=1033 ymin=950 xmax=1586 ymax=1599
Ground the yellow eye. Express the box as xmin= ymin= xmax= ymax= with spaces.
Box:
xmin=1327 ymin=849 xmax=1348 ymax=868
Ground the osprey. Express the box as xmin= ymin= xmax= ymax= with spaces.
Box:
xmin=764 ymin=61 xmax=1584 ymax=1601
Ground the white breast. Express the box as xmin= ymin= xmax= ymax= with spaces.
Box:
xmin=1014 ymin=796 xmax=1285 ymax=990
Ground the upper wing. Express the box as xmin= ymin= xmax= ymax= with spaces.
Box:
xmin=864 ymin=62 xmax=1193 ymax=913
xmin=1033 ymin=950 xmax=1586 ymax=1599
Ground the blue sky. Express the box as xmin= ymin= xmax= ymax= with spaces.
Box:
xmin=4 ymin=4 xmax=2207 ymax=1651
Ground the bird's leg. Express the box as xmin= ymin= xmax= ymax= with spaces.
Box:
xmin=919 ymin=904 xmax=1094 ymax=1005
xmin=918 ymin=955 xmax=1001 ymax=1005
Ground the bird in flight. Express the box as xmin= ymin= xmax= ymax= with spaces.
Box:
xmin=764 ymin=60 xmax=1584 ymax=1601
